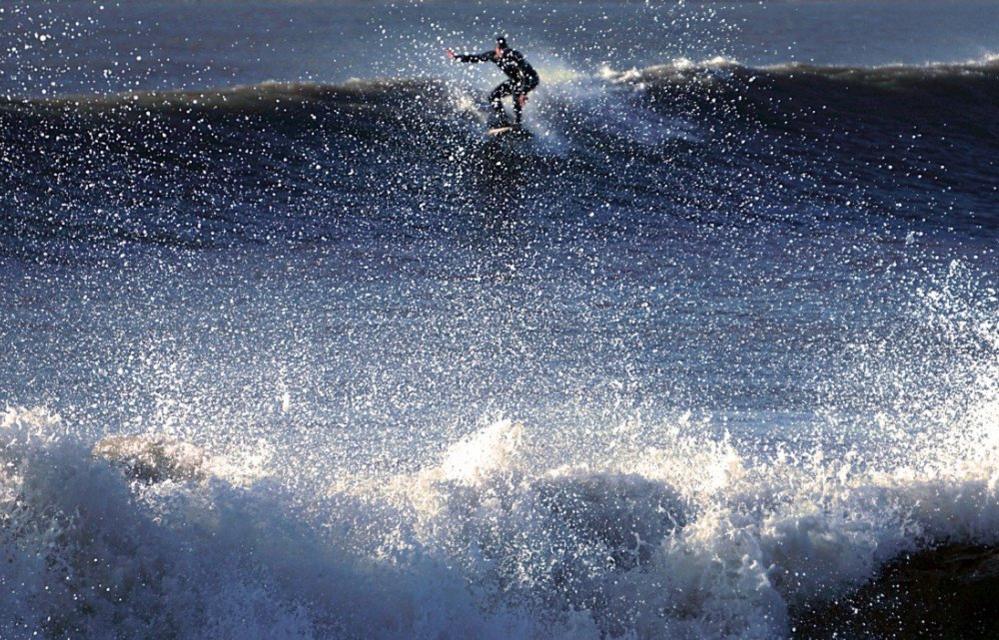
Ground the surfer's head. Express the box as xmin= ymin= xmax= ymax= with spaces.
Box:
xmin=495 ymin=35 xmax=508 ymax=56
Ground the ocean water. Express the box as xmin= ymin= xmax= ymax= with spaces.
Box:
xmin=0 ymin=1 xmax=997 ymax=638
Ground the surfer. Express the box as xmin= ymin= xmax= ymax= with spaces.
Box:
xmin=447 ymin=35 xmax=539 ymax=127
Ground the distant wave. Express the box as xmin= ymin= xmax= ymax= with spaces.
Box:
xmin=3 ymin=55 xmax=996 ymax=116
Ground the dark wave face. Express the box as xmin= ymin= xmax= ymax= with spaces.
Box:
xmin=1 ymin=2 xmax=998 ymax=638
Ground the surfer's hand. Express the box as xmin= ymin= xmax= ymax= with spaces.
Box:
xmin=518 ymin=94 xmax=528 ymax=107
xmin=445 ymin=49 xmax=456 ymax=60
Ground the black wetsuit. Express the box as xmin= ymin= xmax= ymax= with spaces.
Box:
xmin=456 ymin=48 xmax=539 ymax=125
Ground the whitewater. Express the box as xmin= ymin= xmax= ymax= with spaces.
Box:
xmin=1 ymin=1 xmax=997 ymax=638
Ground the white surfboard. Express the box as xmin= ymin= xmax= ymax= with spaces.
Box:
xmin=486 ymin=125 xmax=530 ymax=138
xmin=487 ymin=125 xmax=515 ymax=136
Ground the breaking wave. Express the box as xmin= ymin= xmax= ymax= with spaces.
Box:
xmin=3 ymin=381 xmax=997 ymax=639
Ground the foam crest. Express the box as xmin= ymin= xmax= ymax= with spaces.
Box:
xmin=0 ymin=408 xmax=537 ymax=639
xmin=360 ymin=369 xmax=997 ymax=636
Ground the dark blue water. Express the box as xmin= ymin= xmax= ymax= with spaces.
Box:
xmin=0 ymin=2 xmax=996 ymax=638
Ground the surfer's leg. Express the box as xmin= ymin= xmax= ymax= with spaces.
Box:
xmin=513 ymin=78 xmax=538 ymax=125
xmin=513 ymin=91 xmax=526 ymax=124
xmin=488 ymin=81 xmax=515 ymax=124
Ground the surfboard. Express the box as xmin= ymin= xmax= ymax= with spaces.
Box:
xmin=486 ymin=125 xmax=531 ymax=138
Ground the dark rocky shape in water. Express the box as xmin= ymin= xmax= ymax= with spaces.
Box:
xmin=92 ymin=434 xmax=207 ymax=483
xmin=792 ymin=544 xmax=999 ymax=639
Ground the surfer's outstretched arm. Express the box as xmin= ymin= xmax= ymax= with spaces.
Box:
xmin=447 ymin=49 xmax=495 ymax=63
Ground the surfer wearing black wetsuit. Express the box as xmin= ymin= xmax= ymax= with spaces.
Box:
xmin=447 ymin=35 xmax=539 ymax=127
